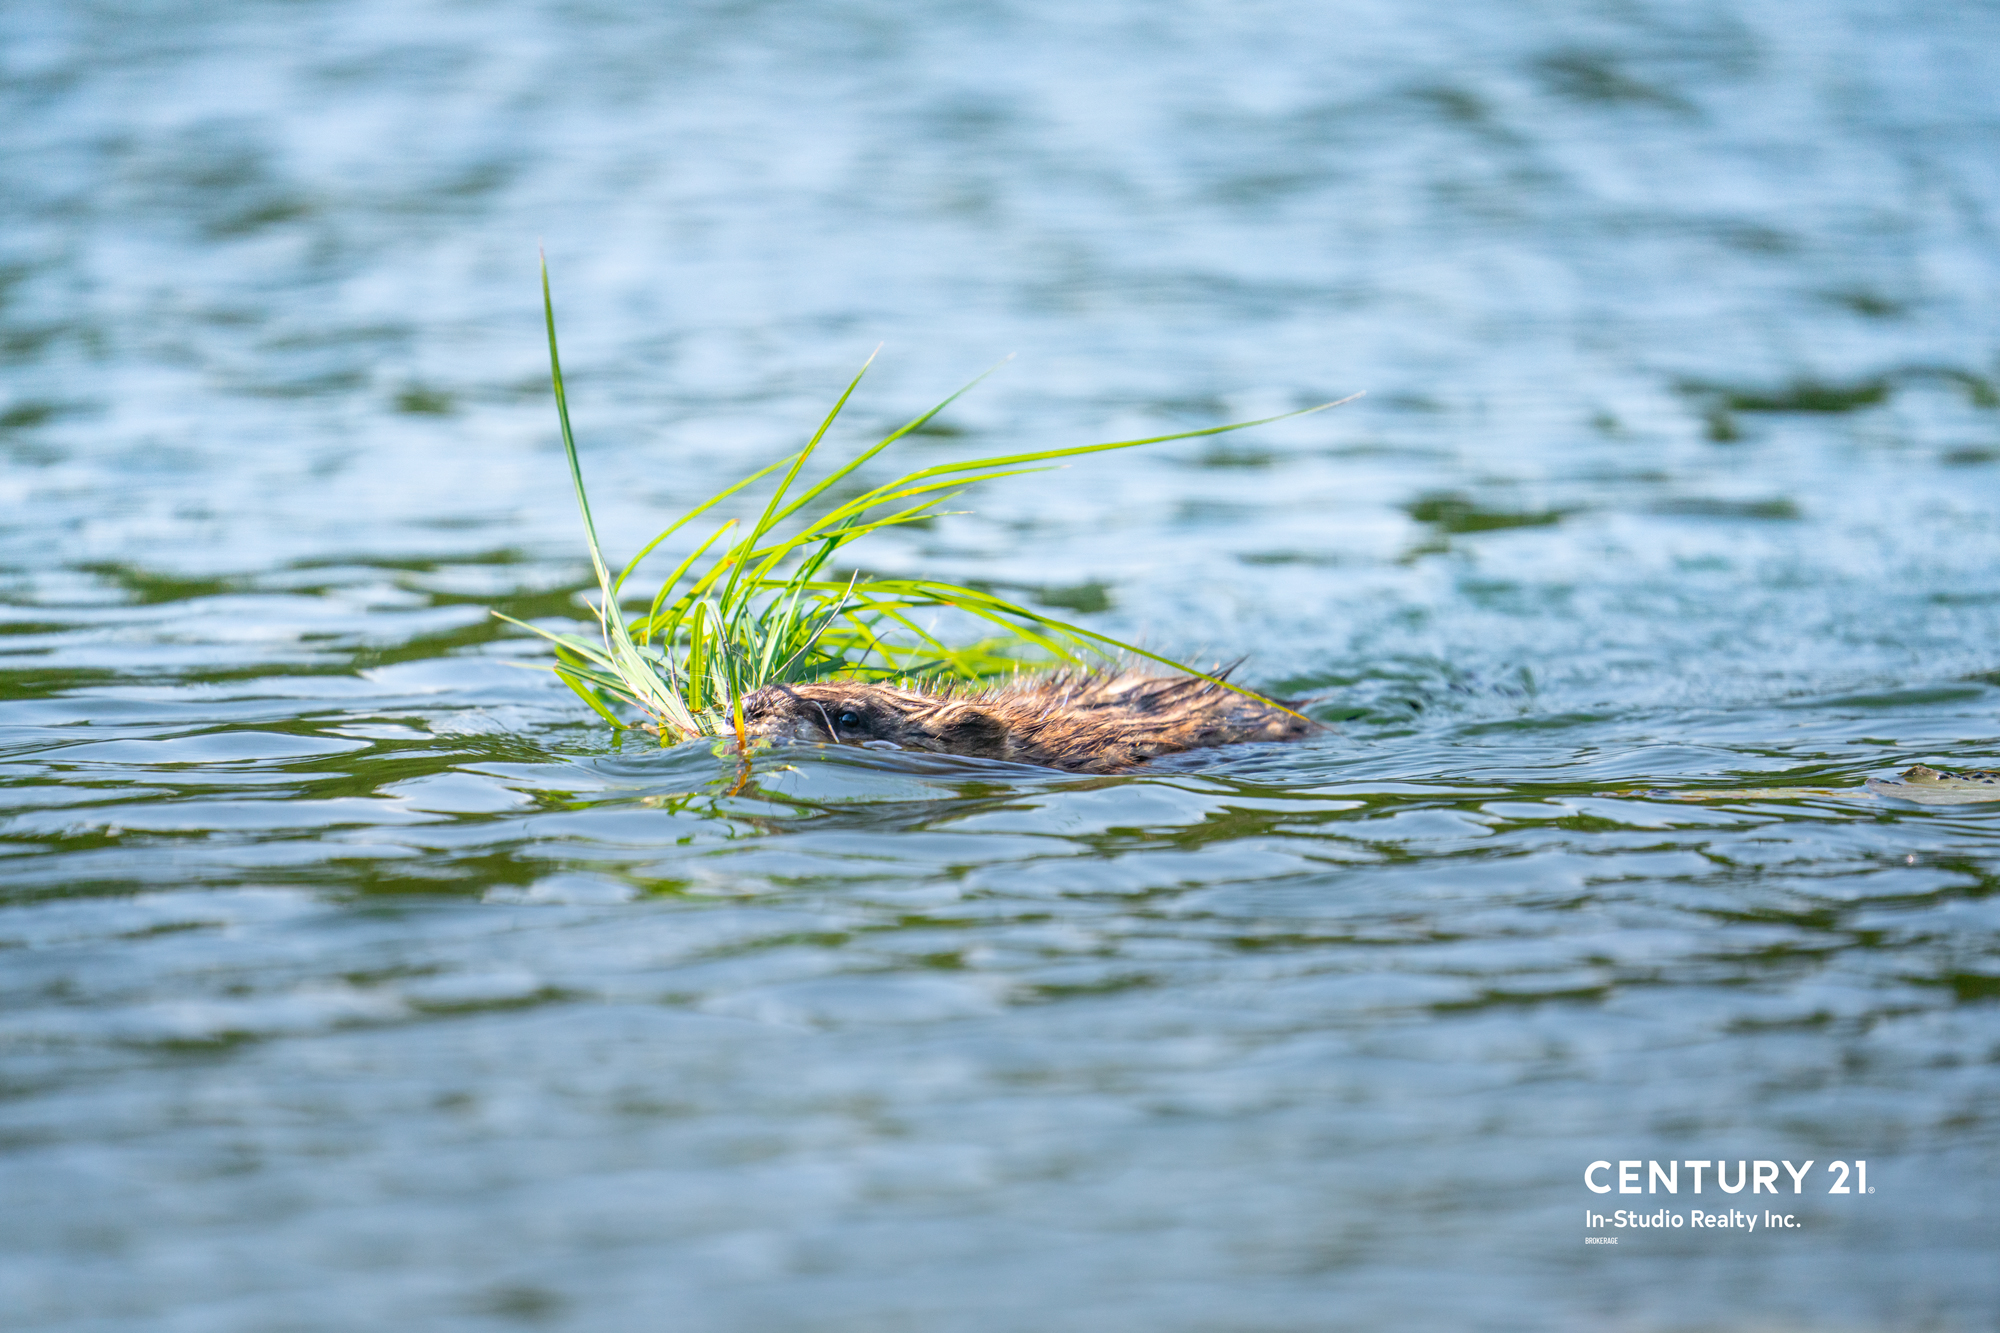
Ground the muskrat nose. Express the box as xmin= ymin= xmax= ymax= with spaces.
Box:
xmin=738 ymin=684 xmax=814 ymax=737
xmin=739 ymin=684 xmax=790 ymax=719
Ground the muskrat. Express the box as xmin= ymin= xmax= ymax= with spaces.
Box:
xmin=737 ymin=670 xmax=1317 ymax=774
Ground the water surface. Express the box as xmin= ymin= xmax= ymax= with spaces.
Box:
xmin=4 ymin=0 xmax=1999 ymax=1327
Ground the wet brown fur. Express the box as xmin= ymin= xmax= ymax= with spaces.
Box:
xmin=739 ymin=671 xmax=1317 ymax=774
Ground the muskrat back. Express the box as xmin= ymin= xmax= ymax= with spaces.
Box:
xmin=739 ymin=671 xmax=1316 ymax=774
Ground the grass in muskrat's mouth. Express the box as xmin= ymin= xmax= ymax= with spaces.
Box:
xmin=497 ymin=255 xmax=1354 ymax=743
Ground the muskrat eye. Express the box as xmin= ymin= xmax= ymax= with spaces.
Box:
xmin=834 ymin=710 xmax=864 ymax=731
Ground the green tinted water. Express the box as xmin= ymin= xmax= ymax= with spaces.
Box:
xmin=4 ymin=0 xmax=1999 ymax=1327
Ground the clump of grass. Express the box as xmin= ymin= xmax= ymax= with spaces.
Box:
xmin=501 ymin=260 xmax=1350 ymax=744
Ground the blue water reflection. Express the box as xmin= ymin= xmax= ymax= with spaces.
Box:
xmin=3 ymin=0 xmax=1999 ymax=1327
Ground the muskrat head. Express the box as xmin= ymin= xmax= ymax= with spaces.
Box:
xmin=738 ymin=682 xmax=1010 ymax=760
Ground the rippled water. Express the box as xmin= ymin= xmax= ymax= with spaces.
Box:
xmin=5 ymin=0 xmax=2000 ymax=1328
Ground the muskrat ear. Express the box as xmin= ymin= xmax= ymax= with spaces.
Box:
xmin=934 ymin=705 xmax=1009 ymax=759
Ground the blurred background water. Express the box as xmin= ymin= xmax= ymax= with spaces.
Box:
xmin=4 ymin=0 xmax=2000 ymax=1328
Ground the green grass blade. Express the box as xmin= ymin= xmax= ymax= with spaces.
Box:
xmin=490 ymin=611 xmax=618 ymax=667
xmin=554 ymin=668 xmax=630 ymax=727
xmin=635 ymin=519 xmax=737 ymax=644
xmin=541 ymin=254 xmax=613 ymax=599
xmin=831 ymin=398 xmax=1361 ymax=517
xmin=713 ymin=350 xmax=879 ymax=615
xmin=610 ymin=458 xmax=794 ymax=597
xmin=762 ymin=360 xmax=1010 ymax=528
